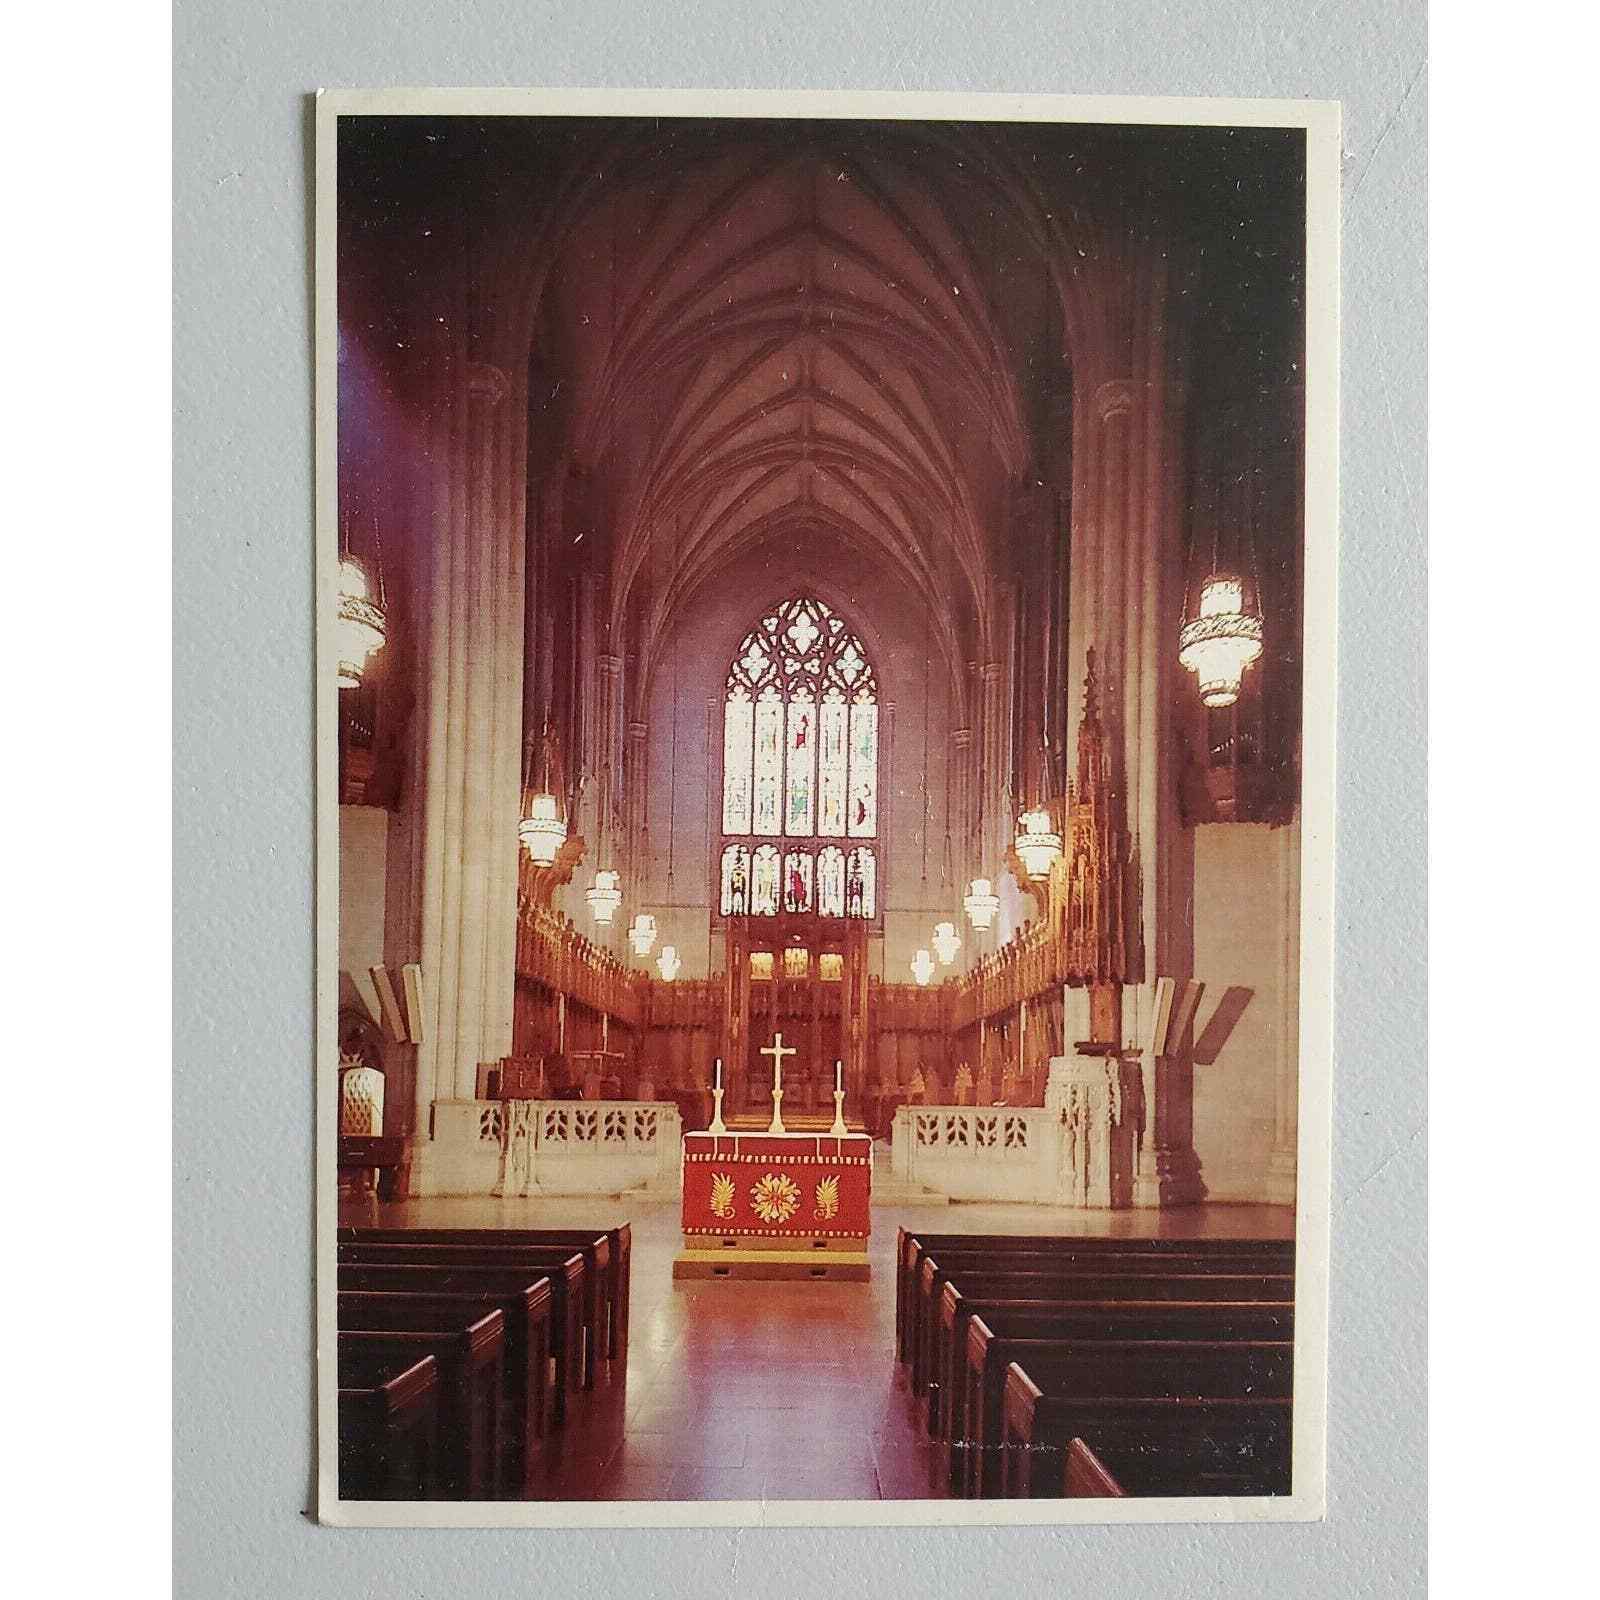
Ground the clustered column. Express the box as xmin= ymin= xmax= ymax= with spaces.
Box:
xmin=405 ymin=356 xmax=528 ymax=1193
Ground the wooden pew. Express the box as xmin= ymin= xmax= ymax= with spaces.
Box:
xmin=913 ymin=1245 xmax=1292 ymax=1405
xmin=339 ymin=1224 xmax=632 ymax=1364
xmin=955 ymin=1301 xmax=1295 ymax=1496
xmin=338 ymin=1238 xmax=605 ymax=1388
xmin=338 ymin=1279 xmax=553 ymax=1494
xmin=1063 ymin=1438 xmax=1125 ymax=1498
xmin=927 ymin=1261 xmax=1292 ymax=1438
xmin=337 ymin=1306 xmax=506 ymax=1499
xmin=1000 ymin=1364 xmax=1293 ymax=1498
xmin=335 ymin=1254 xmax=586 ymax=1426
xmin=336 ymin=1349 xmax=441 ymax=1500
xmin=894 ymin=1230 xmax=1293 ymax=1363
xmin=913 ymin=1259 xmax=1293 ymax=1403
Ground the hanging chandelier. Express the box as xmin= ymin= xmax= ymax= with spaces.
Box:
xmin=909 ymin=948 xmax=935 ymax=987
xmin=1013 ymin=809 xmax=1062 ymax=881
xmin=336 ymin=555 xmax=387 ymax=689
xmin=1179 ymin=575 xmax=1264 ymax=708
xmin=518 ymin=792 xmax=567 ymax=867
xmin=627 ymin=913 xmax=658 ymax=957
xmin=963 ymin=878 xmax=999 ymax=931
xmin=656 ymin=944 xmax=681 ymax=982
xmin=585 ymin=870 xmax=622 ymax=925
xmin=932 ymin=921 xmax=961 ymax=966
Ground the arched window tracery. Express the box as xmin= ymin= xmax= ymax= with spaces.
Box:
xmin=719 ymin=596 xmax=879 ymax=918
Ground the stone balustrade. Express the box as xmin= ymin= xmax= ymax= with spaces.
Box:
xmin=494 ymin=1099 xmax=682 ymax=1198
xmin=888 ymin=1053 xmax=1142 ymax=1207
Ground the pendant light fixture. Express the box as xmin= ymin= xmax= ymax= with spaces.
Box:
xmin=518 ymin=729 xmax=568 ymax=866
xmin=336 ymin=539 xmax=388 ymax=690
xmin=1179 ymin=575 xmax=1264 ymax=708
xmin=1013 ymin=809 xmax=1062 ymax=881
xmin=963 ymin=878 xmax=999 ymax=931
xmin=585 ymin=869 xmax=622 ymax=925
xmin=1179 ymin=435 xmax=1266 ymax=708
xmin=656 ymin=944 xmax=681 ymax=982
xmin=932 ymin=920 xmax=961 ymax=966
xmin=910 ymin=948 xmax=935 ymax=986
xmin=627 ymin=912 xmax=658 ymax=957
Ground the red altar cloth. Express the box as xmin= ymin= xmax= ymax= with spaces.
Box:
xmin=681 ymin=1131 xmax=873 ymax=1240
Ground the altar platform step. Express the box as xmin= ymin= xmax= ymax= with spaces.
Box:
xmin=869 ymin=1177 xmax=950 ymax=1205
xmin=672 ymin=1247 xmax=871 ymax=1281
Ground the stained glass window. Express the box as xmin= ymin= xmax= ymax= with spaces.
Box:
xmin=719 ymin=596 xmax=880 ymax=918
xmin=720 ymin=844 xmax=751 ymax=916
xmin=846 ymin=847 xmax=876 ymax=919
xmin=783 ymin=849 xmax=813 ymax=913
xmin=816 ymin=845 xmax=846 ymax=917
xmin=751 ymin=845 xmax=781 ymax=915
xmin=782 ymin=948 xmax=810 ymax=979
xmin=722 ymin=689 xmax=753 ymax=834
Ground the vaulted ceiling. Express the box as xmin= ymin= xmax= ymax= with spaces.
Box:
xmin=530 ymin=133 xmax=1066 ymax=690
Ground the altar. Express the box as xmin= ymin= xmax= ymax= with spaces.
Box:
xmin=673 ymin=1031 xmax=873 ymax=1280
xmin=674 ymin=1129 xmax=873 ymax=1279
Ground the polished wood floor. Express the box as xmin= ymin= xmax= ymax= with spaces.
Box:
xmin=338 ymin=1187 xmax=1294 ymax=1500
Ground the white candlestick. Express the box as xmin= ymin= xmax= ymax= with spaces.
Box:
xmin=714 ymin=1057 xmax=722 ymax=1092
xmin=835 ymin=1059 xmax=843 ymax=1094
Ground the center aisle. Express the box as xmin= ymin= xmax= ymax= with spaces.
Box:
xmin=596 ymin=1200 xmax=932 ymax=1501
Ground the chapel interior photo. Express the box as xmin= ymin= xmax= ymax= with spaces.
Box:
xmin=332 ymin=113 xmax=1306 ymax=1504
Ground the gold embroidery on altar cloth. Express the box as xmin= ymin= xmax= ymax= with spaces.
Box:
xmin=749 ymin=1171 xmax=801 ymax=1223
xmin=709 ymin=1172 xmax=737 ymax=1219
xmin=813 ymin=1175 xmax=840 ymax=1220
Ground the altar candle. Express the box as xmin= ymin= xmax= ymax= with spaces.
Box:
xmin=835 ymin=1059 xmax=843 ymax=1094
xmin=714 ymin=1057 xmax=722 ymax=1092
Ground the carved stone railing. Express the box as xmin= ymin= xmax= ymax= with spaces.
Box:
xmin=494 ymin=1098 xmax=682 ymax=1197
xmin=889 ymin=1104 xmax=1060 ymax=1203
xmin=888 ymin=1052 xmax=1143 ymax=1208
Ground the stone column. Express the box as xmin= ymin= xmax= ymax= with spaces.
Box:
xmin=407 ymin=357 xmax=528 ymax=1195
xmin=624 ymin=718 xmax=648 ymax=887
xmin=980 ymin=663 xmax=1004 ymax=866
xmin=951 ymin=727 xmax=973 ymax=866
xmin=1266 ymin=819 xmax=1302 ymax=1204
xmin=1065 ymin=251 xmax=1204 ymax=1208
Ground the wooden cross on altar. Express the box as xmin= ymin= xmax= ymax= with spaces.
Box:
xmin=759 ymin=1031 xmax=797 ymax=1088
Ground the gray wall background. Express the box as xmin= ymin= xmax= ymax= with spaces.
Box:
xmin=173 ymin=3 xmax=1426 ymax=1595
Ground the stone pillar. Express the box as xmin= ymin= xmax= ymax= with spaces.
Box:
xmin=406 ymin=357 xmax=528 ymax=1196
xmin=1065 ymin=248 xmax=1204 ymax=1209
xmin=1267 ymin=819 xmax=1302 ymax=1204
xmin=624 ymin=718 xmax=648 ymax=886
xmin=951 ymin=727 xmax=973 ymax=865
xmin=980 ymin=662 xmax=1005 ymax=868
